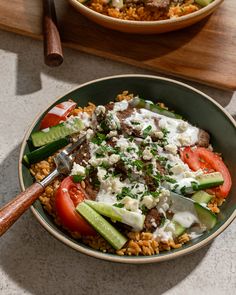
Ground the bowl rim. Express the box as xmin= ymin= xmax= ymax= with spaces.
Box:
xmin=18 ymin=74 xmax=236 ymax=264
xmin=68 ymin=0 xmax=224 ymax=26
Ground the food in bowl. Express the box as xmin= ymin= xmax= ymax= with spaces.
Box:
xmin=81 ymin=0 xmax=214 ymax=21
xmin=25 ymin=90 xmax=231 ymax=256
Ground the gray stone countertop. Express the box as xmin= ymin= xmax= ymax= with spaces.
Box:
xmin=0 ymin=30 xmax=235 ymax=295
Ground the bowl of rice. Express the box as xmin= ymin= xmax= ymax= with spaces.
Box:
xmin=67 ymin=0 xmax=224 ymax=34
xmin=19 ymin=74 xmax=236 ymax=264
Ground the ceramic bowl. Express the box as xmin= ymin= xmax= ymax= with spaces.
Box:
xmin=67 ymin=0 xmax=224 ymax=34
xmin=19 ymin=75 xmax=236 ymax=264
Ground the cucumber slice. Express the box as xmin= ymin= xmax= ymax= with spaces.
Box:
xmin=131 ymin=97 xmax=182 ymax=119
xmin=76 ymin=202 xmax=127 ymax=250
xmin=193 ymin=172 xmax=224 ymax=190
xmin=31 ymin=118 xmax=84 ymax=147
xmin=192 ymin=191 xmax=213 ymax=204
xmin=172 ymin=221 xmax=186 ymax=237
xmin=85 ymin=200 xmax=145 ymax=231
xmin=194 ymin=203 xmax=217 ymax=230
xmin=195 ymin=0 xmax=213 ymax=7
xmin=23 ymin=137 xmax=70 ymax=166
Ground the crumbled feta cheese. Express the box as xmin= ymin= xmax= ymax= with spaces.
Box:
xmin=106 ymin=111 xmax=120 ymax=130
xmin=178 ymin=121 xmax=188 ymax=132
xmin=121 ymin=197 xmax=139 ymax=212
xmin=62 ymin=188 xmax=68 ymax=193
xmin=159 ymin=188 xmax=170 ymax=198
xmin=159 ymin=118 xmax=168 ymax=129
xmin=70 ymin=163 xmax=86 ymax=176
xmin=170 ymin=164 xmax=186 ymax=175
xmin=154 ymin=131 xmax=164 ymax=139
xmin=95 ymin=105 xmax=106 ymax=116
xmin=141 ymin=195 xmax=158 ymax=209
xmin=86 ymin=128 xmax=94 ymax=140
xmin=142 ymin=147 xmax=153 ymax=161
xmin=113 ymin=100 xmax=128 ymax=112
xmin=178 ymin=134 xmax=191 ymax=146
xmin=165 ymin=144 xmax=178 ymax=155
xmin=97 ymin=167 xmax=107 ymax=182
xmin=109 ymin=154 xmax=120 ymax=165
xmin=107 ymin=130 xmax=118 ymax=138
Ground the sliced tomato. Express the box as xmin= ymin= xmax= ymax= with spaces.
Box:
xmin=55 ymin=176 xmax=95 ymax=235
xmin=180 ymin=147 xmax=232 ymax=198
xmin=40 ymin=100 xmax=77 ymax=129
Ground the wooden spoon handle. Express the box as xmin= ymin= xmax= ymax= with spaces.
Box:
xmin=0 ymin=183 xmax=44 ymax=236
xmin=43 ymin=0 xmax=63 ymax=67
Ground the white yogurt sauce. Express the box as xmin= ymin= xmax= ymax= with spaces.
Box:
xmin=173 ymin=211 xmax=199 ymax=228
xmin=125 ymin=108 xmax=199 ymax=147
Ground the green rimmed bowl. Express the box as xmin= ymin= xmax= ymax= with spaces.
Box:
xmin=19 ymin=75 xmax=236 ymax=264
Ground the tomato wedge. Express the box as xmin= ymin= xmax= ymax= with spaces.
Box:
xmin=180 ymin=147 xmax=232 ymax=198
xmin=40 ymin=100 xmax=77 ymax=129
xmin=55 ymin=176 xmax=95 ymax=235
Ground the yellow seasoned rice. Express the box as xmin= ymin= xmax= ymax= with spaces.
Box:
xmin=86 ymin=0 xmax=200 ymax=22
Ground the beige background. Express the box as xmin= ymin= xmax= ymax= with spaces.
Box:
xmin=0 ymin=30 xmax=235 ymax=295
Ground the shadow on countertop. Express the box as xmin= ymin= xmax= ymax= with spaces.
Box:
xmin=0 ymin=146 xmax=211 ymax=295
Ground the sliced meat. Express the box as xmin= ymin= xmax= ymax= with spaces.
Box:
xmin=74 ymin=141 xmax=98 ymax=200
xmin=74 ymin=141 xmax=90 ymax=165
xmin=144 ymin=160 xmax=166 ymax=191
xmin=144 ymin=208 xmax=163 ymax=232
xmin=145 ymin=0 xmax=170 ymax=10
xmin=198 ymin=129 xmax=210 ymax=148
xmin=116 ymin=106 xmax=140 ymax=136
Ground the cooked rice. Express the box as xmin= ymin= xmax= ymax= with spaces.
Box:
xmin=86 ymin=0 xmax=200 ymax=22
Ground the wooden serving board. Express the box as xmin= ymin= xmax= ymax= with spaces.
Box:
xmin=0 ymin=0 xmax=236 ymax=90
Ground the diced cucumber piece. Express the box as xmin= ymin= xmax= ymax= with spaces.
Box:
xmin=76 ymin=202 xmax=127 ymax=250
xmin=172 ymin=221 xmax=186 ymax=237
xmin=193 ymin=172 xmax=224 ymax=190
xmin=23 ymin=137 xmax=70 ymax=166
xmin=31 ymin=118 xmax=84 ymax=147
xmin=85 ymin=200 xmax=145 ymax=231
xmin=195 ymin=0 xmax=213 ymax=7
xmin=131 ymin=97 xmax=182 ymax=119
xmin=194 ymin=203 xmax=217 ymax=230
xmin=192 ymin=191 xmax=213 ymax=204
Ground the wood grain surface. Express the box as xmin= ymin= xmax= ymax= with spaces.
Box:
xmin=0 ymin=0 xmax=235 ymax=90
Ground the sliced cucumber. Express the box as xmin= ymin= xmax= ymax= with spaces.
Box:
xmin=23 ymin=137 xmax=70 ymax=166
xmin=192 ymin=191 xmax=213 ymax=204
xmin=194 ymin=203 xmax=217 ymax=230
xmin=195 ymin=0 xmax=213 ymax=7
xmin=131 ymin=97 xmax=182 ymax=119
xmin=172 ymin=221 xmax=186 ymax=237
xmin=193 ymin=172 xmax=224 ymax=190
xmin=85 ymin=200 xmax=145 ymax=231
xmin=76 ymin=202 xmax=127 ymax=250
xmin=31 ymin=118 xmax=84 ymax=147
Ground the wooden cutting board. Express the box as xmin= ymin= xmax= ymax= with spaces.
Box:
xmin=0 ymin=0 xmax=236 ymax=90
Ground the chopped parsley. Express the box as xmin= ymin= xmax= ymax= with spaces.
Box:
xmin=113 ymin=203 xmax=124 ymax=208
xmin=116 ymin=187 xmax=137 ymax=200
xmin=72 ymin=175 xmax=84 ymax=183
xmin=142 ymin=125 xmax=152 ymax=138
xmin=91 ymin=133 xmax=107 ymax=145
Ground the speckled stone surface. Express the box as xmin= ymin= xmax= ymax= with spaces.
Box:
xmin=0 ymin=30 xmax=236 ymax=295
